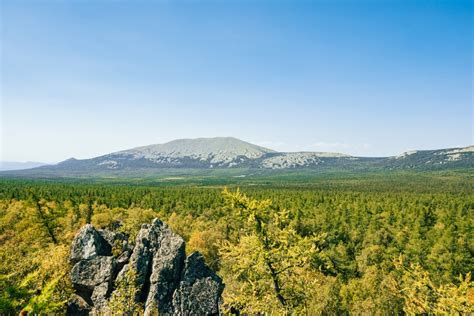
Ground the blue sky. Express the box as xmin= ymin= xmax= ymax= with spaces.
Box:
xmin=1 ymin=0 xmax=472 ymax=162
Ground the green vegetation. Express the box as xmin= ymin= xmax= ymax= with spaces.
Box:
xmin=220 ymin=189 xmax=323 ymax=314
xmin=0 ymin=172 xmax=473 ymax=314
xmin=108 ymin=269 xmax=143 ymax=314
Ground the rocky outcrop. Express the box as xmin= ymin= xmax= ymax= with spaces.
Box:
xmin=70 ymin=224 xmax=112 ymax=263
xmin=67 ymin=219 xmax=224 ymax=315
xmin=143 ymin=221 xmax=185 ymax=315
xmin=172 ymin=252 xmax=224 ymax=315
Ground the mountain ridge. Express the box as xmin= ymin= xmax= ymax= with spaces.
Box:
xmin=2 ymin=138 xmax=473 ymax=176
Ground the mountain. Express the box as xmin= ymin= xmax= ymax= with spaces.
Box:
xmin=384 ymin=146 xmax=474 ymax=169
xmin=49 ymin=137 xmax=359 ymax=171
xmin=118 ymin=137 xmax=275 ymax=167
xmin=0 ymin=161 xmax=48 ymax=171
xmin=51 ymin=137 xmax=276 ymax=170
xmin=1 ymin=138 xmax=472 ymax=178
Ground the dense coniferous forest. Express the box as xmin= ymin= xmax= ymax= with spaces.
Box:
xmin=0 ymin=173 xmax=473 ymax=314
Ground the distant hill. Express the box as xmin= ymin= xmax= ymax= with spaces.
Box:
xmin=1 ymin=138 xmax=472 ymax=178
xmin=0 ymin=161 xmax=48 ymax=171
xmin=383 ymin=146 xmax=474 ymax=170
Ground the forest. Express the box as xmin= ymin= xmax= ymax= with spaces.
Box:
xmin=0 ymin=173 xmax=473 ymax=314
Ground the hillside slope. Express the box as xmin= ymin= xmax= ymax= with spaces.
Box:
xmin=1 ymin=138 xmax=472 ymax=178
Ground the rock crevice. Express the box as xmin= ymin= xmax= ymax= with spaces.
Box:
xmin=67 ymin=219 xmax=224 ymax=315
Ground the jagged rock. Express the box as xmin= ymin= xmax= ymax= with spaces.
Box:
xmin=70 ymin=224 xmax=112 ymax=264
xmin=116 ymin=224 xmax=154 ymax=299
xmin=116 ymin=247 xmax=132 ymax=265
xmin=91 ymin=282 xmax=110 ymax=308
xmin=97 ymin=229 xmax=132 ymax=274
xmin=67 ymin=294 xmax=92 ymax=316
xmin=68 ymin=219 xmax=224 ymax=316
xmin=172 ymin=252 xmax=224 ymax=316
xmin=144 ymin=222 xmax=186 ymax=315
xmin=97 ymin=229 xmax=128 ymax=250
xmin=117 ymin=219 xmax=180 ymax=298
xmin=71 ymin=256 xmax=115 ymax=291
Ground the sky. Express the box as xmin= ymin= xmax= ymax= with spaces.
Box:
xmin=1 ymin=0 xmax=472 ymax=162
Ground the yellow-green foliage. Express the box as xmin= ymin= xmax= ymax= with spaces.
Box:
xmin=219 ymin=188 xmax=326 ymax=314
xmin=0 ymin=198 xmax=161 ymax=314
xmin=0 ymin=199 xmax=73 ymax=314
xmin=108 ymin=269 xmax=143 ymax=315
xmin=21 ymin=244 xmax=72 ymax=314
xmin=392 ymin=256 xmax=474 ymax=314
xmin=188 ymin=228 xmax=223 ymax=271
xmin=0 ymin=179 xmax=473 ymax=314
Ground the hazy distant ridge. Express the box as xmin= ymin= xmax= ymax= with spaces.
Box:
xmin=0 ymin=161 xmax=48 ymax=171
xmin=2 ymin=138 xmax=473 ymax=175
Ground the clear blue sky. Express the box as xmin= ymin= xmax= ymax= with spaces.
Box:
xmin=1 ymin=0 xmax=472 ymax=162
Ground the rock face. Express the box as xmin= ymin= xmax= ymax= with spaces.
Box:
xmin=173 ymin=252 xmax=224 ymax=316
xmin=70 ymin=224 xmax=112 ymax=263
xmin=67 ymin=219 xmax=224 ymax=315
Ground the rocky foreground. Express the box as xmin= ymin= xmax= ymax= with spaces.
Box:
xmin=67 ymin=219 xmax=224 ymax=315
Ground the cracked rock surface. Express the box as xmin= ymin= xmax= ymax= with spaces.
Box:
xmin=67 ymin=219 xmax=224 ymax=315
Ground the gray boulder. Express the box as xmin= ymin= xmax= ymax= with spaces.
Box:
xmin=144 ymin=222 xmax=186 ymax=315
xmin=97 ymin=229 xmax=129 ymax=251
xmin=172 ymin=252 xmax=224 ymax=316
xmin=67 ymin=219 xmax=224 ymax=316
xmin=116 ymin=223 xmax=154 ymax=299
xmin=117 ymin=219 xmax=180 ymax=299
xmin=66 ymin=293 xmax=92 ymax=316
xmin=70 ymin=224 xmax=112 ymax=264
xmin=71 ymin=256 xmax=115 ymax=291
xmin=91 ymin=281 xmax=111 ymax=308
